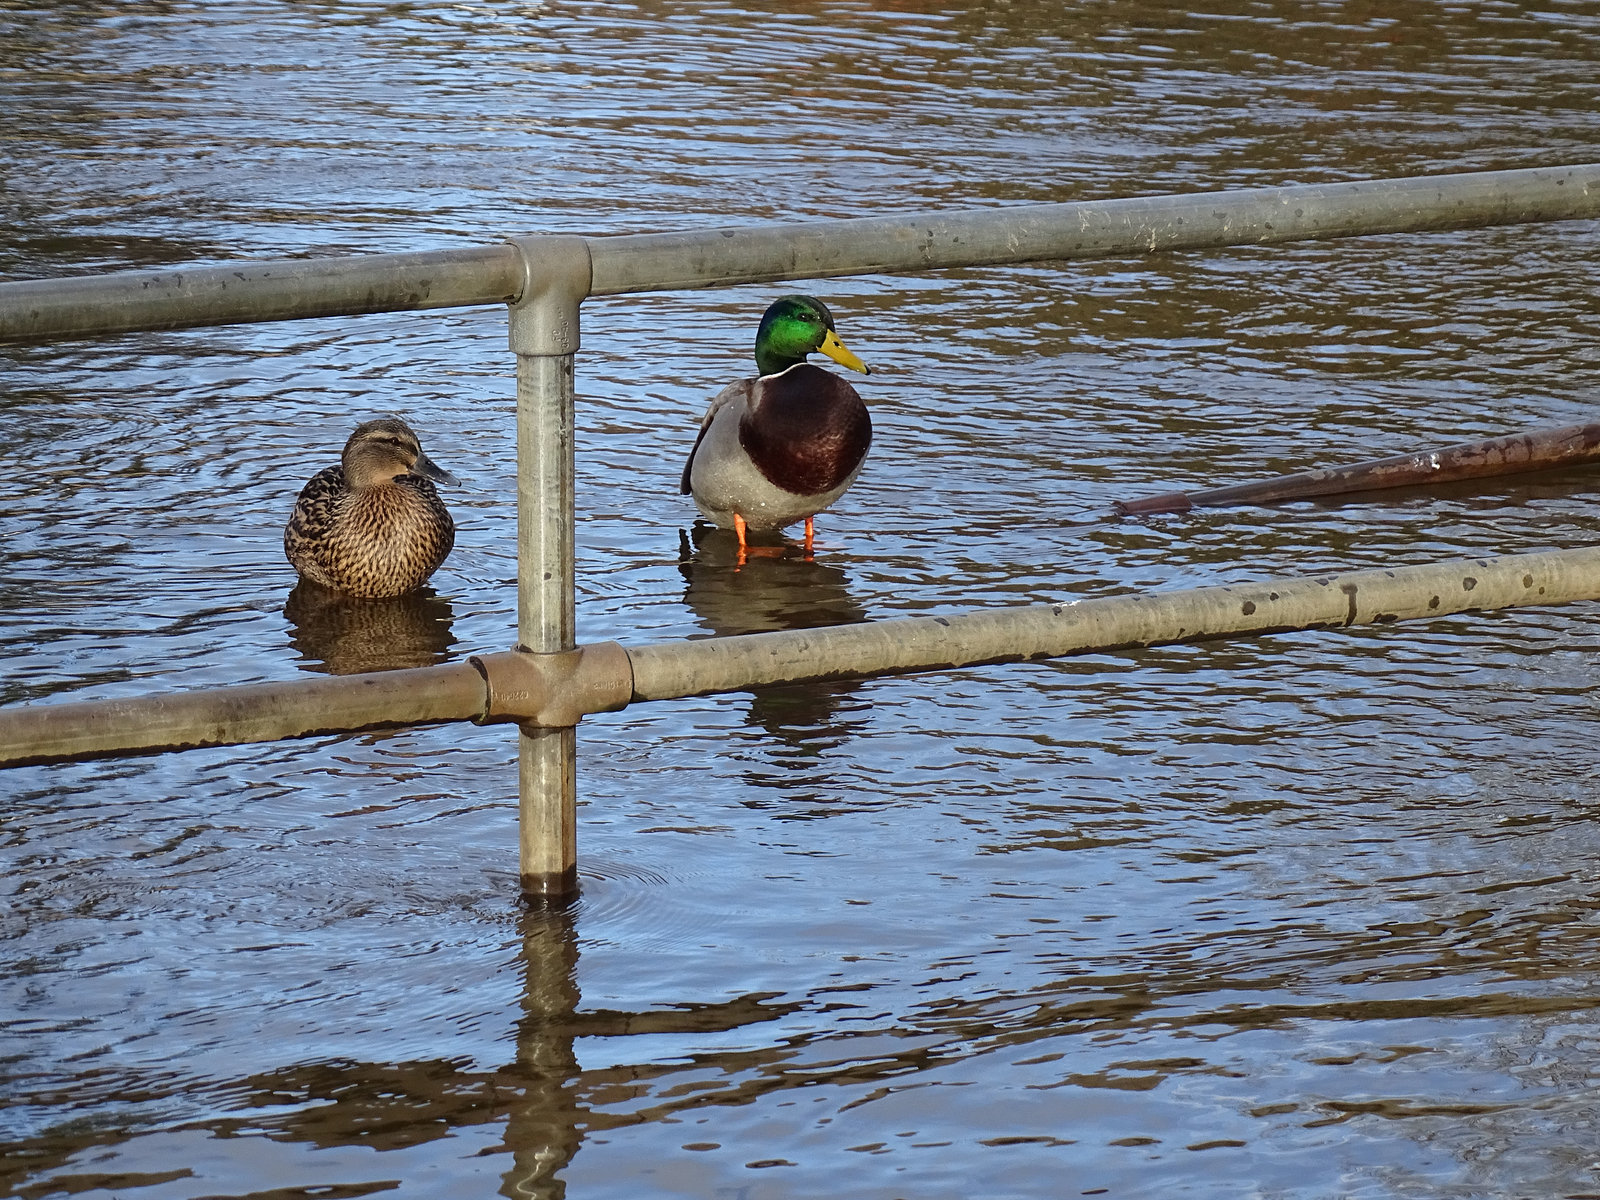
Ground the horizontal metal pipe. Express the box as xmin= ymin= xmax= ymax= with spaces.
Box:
xmin=587 ymin=164 xmax=1600 ymax=295
xmin=5 ymin=546 xmax=1600 ymax=769
xmin=0 ymin=662 xmax=488 ymax=768
xmin=1115 ymin=420 xmax=1600 ymax=515
xmin=0 ymin=245 xmax=524 ymax=342
xmin=2 ymin=166 xmax=1596 ymax=342
xmin=627 ymin=546 xmax=1600 ymax=701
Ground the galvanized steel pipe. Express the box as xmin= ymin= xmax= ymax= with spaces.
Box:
xmin=506 ymin=236 xmax=593 ymax=902
xmin=2 ymin=166 xmax=1596 ymax=342
xmin=626 ymin=547 xmax=1600 ymax=701
xmin=587 ymin=164 xmax=1600 ymax=293
xmin=6 ymin=547 xmax=1599 ymax=771
xmin=0 ymin=662 xmax=489 ymax=768
xmin=0 ymin=246 xmax=524 ymax=341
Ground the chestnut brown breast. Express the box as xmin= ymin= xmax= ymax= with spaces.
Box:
xmin=737 ymin=364 xmax=871 ymax=497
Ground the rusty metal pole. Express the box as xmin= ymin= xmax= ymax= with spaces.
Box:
xmin=1113 ymin=420 xmax=1600 ymax=515
xmin=506 ymin=236 xmax=593 ymax=903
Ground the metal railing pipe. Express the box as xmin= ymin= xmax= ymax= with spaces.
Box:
xmin=3 ymin=547 xmax=1598 ymax=772
xmin=3 ymin=166 xmax=1596 ymax=343
xmin=0 ymin=245 xmax=525 ymax=342
xmin=0 ymin=662 xmax=489 ymax=768
xmin=587 ymin=164 xmax=1600 ymax=295
xmin=506 ymin=236 xmax=593 ymax=903
xmin=626 ymin=547 xmax=1600 ymax=701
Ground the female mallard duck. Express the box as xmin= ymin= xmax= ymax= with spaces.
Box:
xmin=284 ymin=417 xmax=457 ymax=598
xmin=681 ymin=295 xmax=873 ymax=552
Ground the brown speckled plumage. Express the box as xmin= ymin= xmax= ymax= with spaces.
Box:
xmin=284 ymin=418 xmax=456 ymax=599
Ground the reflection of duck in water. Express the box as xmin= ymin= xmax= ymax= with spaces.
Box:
xmin=284 ymin=582 xmax=457 ymax=676
xmin=679 ymin=525 xmax=868 ymax=746
xmin=285 ymin=418 xmax=457 ymax=598
xmin=677 ymin=525 xmax=867 ymax=638
xmin=681 ymin=296 xmax=872 ymax=555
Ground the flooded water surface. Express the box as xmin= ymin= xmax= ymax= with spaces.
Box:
xmin=5 ymin=1 xmax=1600 ymax=1197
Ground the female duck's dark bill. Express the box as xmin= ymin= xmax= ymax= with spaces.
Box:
xmin=410 ymin=452 xmax=459 ymax=486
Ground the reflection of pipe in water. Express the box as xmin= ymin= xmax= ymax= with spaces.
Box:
xmin=678 ymin=524 xmax=868 ymax=744
xmin=501 ymin=907 xmax=583 ymax=1200
xmin=284 ymin=581 xmax=458 ymax=676
xmin=495 ymin=909 xmax=804 ymax=1198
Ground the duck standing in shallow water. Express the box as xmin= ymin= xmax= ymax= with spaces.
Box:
xmin=681 ymin=295 xmax=873 ymax=553
xmin=284 ymin=417 xmax=457 ymax=598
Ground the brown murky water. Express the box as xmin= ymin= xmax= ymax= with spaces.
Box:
xmin=5 ymin=2 xmax=1600 ymax=1197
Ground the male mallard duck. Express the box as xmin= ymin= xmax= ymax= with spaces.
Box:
xmin=284 ymin=417 xmax=457 ymax=599
xmin=680 ymin=295 xmax=872 ymax=552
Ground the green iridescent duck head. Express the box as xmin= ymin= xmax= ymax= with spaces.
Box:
xmin=753 ymin=295 xmax=873 ymax=378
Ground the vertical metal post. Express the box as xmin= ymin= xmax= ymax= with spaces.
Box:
xmin=506 ymin=236 xmax=593 ymax=903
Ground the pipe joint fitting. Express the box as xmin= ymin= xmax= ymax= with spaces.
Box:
xmin=471 ymin=642 xmax=633 ymax=728
xmin=505 ymin=234 xmax=593 ymax=357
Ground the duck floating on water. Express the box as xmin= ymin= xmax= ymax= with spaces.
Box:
xmin=284 ymin=417 xmax=457 ymax=598
xmin=681 ymin=295 xmax=873 ymax=553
